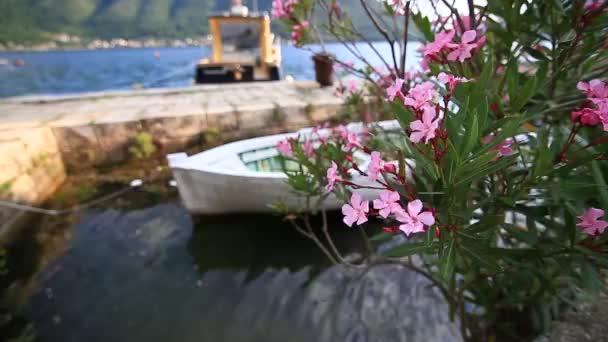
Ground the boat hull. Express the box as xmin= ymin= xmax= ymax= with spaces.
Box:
xmin=168 ymin=120 xmax=402 ymax=215
xmin=171 ymin=167 xmax=350 ymax=214
xmin=195 ymin=64 xmax=280 ymax=83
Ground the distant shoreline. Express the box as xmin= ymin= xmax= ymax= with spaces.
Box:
xmin=0 ymin=37 xmax=212 ymax=53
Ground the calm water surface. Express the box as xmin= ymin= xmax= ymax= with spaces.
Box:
xmin=0 ymin=42 xmax=421 ymax=98
xmin=4 ymin=187 xmax=459 ymax=342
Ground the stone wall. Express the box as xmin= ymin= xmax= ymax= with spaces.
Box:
xmin=0 ymin=81 xmax=346 ymax=211
xmin=0 ymin=126 xmax=66 ymax=239
xmin=43 ymin=82 xmax=344 ymax=171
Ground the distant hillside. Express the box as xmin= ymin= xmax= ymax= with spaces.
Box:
xmin=0 ymin=0 xmax=420 ymax=44
xmin=0 ymin=0 xmax=213 ymax=43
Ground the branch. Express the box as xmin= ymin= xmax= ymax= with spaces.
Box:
xmin=359 ymin=0 xmax=399 ymax=72
xmin=440 ymin=0 xmax=466 ymax=33
xmin=467 ymin=0 xmax=476 ymax=29
xmin=400 ymin=1 xmax=411 ymax=78
xmin=320 ymin=208 xmax=349 ymax=263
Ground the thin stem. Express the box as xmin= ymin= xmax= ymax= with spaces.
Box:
xmin=400 ymin=1 xmax=411 ymax=78
xmin=440 ymin=0 xmax=466 ymax=33
xmin=359 ymin=0 xmax=399 ymax=73
xmin=358 ymin=226 xmax=374 ymax=258
xmin=467 ymin=0 xmax=475 ymax=28
xmin=320 ymin=208 xmax=348 ymax=262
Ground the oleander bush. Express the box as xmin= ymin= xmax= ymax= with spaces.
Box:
xmin=272 ymin=0 xmax=608 ymax=340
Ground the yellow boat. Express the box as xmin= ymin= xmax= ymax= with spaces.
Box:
xmin=196 ymin=9 xmax=281 ymax=83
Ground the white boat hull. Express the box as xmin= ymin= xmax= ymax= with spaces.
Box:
xmin=168 ymin=120 xmax=402 ymax=214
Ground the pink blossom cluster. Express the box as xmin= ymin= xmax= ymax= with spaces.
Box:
xmin=325 ymin=147 xmax=435 ymax=237
xmin=572 ymin=79 xmax=608 ymax=130
xmin=333 ymin=79 xmax=359 ymax=97
xmin=276 ymin=137 xmax=315 ymax=158
xmin=291 ymin=21 xmax=309 ymax=44
xmin=577 ymin=207 xmax=608 ymax=236
xmin=388 ymin=80 xmax=443 ymax=144
xmin=421 ymin=29 xmax=485 ymax=69
xmin=271 ymin=0 xmax=297 ymax=19
xmin=277 ymin=139 xmax=293 ymax=157
xmin=386 ymin=72 xmax=470 ymax=144
xmin=483 ymin=135 xmax=514 ymax=159
xmin=585 ymin=0 xmax=607 ymax=13
xmin=341 ymin=191 xmax=435 ymax=237
xmin=438 ymin=72 xmax=471 ymax=94
xmin=386 ymin=0 xmax=408 ymax=15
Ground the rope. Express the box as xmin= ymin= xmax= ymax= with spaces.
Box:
xmin=0 ymin=179 xmax=144 ymax=216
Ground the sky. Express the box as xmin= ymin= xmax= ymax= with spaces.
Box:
xmin=414 ymin=0 xmax=488 ymax=19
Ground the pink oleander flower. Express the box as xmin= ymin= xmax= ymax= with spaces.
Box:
xmin=475 ymin=35 xmax=487 ymax=50
xmin=334 ymin=125 xmax=349 ymax=140
xmin=373 ymin=191 xmax=401 ymax=218
xmin=403 ymin=81 xmax=437 ymax=110
xmin=390 ymin=0 xmax=408 ymax=15
xmin=346 ymin=79 xmax=358 ymax=93
xmin=423 ymin=30 xmax=455 ymax=58
xmin=325 ymin=161 xmax=342 ymax=192
xmin=345 ymin=132 xmax=362 ymax=150
xmin=342 ymin=193 xmax=369 ymax=227
xmin=271 ymin=0 xmax=296 ymax=19
xmin=303 ymin=140 xmax=315 ymax=157
xmin=585 ymin=0 xmax=607 ymax=12
xmin=386 ymin=78 xmax=405 ymax=101
xmin=572 ymin=107 xmax=602 ymax=126
xmin=577 ymin=207 xmax=608 ymax=235
xmin=277 ymin=139 xmax=293 ymax=157
xmin=291 ymin=21 xmax=309 ymax=44
xmin=420 ymin=57 xmax=431 ymax=71
xmin=447 ymin=30 xmax=479 ymax=62
xmin=395 ymin=199 xmax=435 ymax=236
xmin=438 ymin=72 xmax=471 ymax=93
xmin=483 ymin=135 xmax=514 ymax=158
xmin=577 ymin=79 xmax=608 ymax=130
xmin=602 ymin=113 xmax=608 ymax=131
xmin=577 ymin=79 xmax=608 ymax=99
xmin=409 ymin=106 xmax=440 ymax=143
xmin=367 ymin=151 xmax=384 ymax=182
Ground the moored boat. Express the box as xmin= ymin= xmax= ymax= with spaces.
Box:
xmin=168 ymin=120 xmax=403 ymax=214
xmin=195 ymin=2 xmax=281 ymax=84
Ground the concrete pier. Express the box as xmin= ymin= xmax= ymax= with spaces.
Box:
xmin=0 ymin=81 xmax=345 ymax=208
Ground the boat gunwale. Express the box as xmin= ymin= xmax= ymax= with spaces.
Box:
xmin=167 ymin=120 xmax=402 ymax=179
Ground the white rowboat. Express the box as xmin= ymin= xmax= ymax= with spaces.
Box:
xmin=168 ymin=120 xmax=402 ymax=214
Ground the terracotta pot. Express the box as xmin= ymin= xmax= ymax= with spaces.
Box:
xmin=312 ymin=53 xmax=334 ymax=87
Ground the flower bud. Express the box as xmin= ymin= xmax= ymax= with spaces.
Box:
xmin=383 ymin=163 xmax=396 ymax=173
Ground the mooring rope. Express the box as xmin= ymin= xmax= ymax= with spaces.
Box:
xmin=0 ymin=179 xmax=144 ymax=216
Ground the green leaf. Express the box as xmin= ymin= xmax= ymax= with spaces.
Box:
xmin=460 ymin=113 xmax=479 ymax=159
xmin=591 ymin=161 xmax=608 ymax=208
xmin=459 ymin=240 xmax=501 ymax=273
xmin=370 ymin=231 xmax=393 ymax=243
xmin=465 ymin=214 xmax=504 ymax=234
xmin=512 ymin=76 xmax=538 ymax=111
xmin=473 ymin=116 xmax=522 ymax=158
xmin=502 ymin=223 xmax=538 ymax=245
xmin=383 ymin=241 xmax=437 ymax=258
xmin=391 ymin=101 xmax=413 ymax=128
xmin=440 ymin=239 xmax=456 ymax=281
xmin=412 ymin=12 xmax=434 ymax=41
xmin=455 ymin=156 xmax=516 ymax=187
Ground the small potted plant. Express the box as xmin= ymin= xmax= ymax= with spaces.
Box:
xmin=312 ymin=51 xmax=334 ymax=86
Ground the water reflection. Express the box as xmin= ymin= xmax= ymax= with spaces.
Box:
xmin=20 ymin=203 xmax=459 ymax=341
